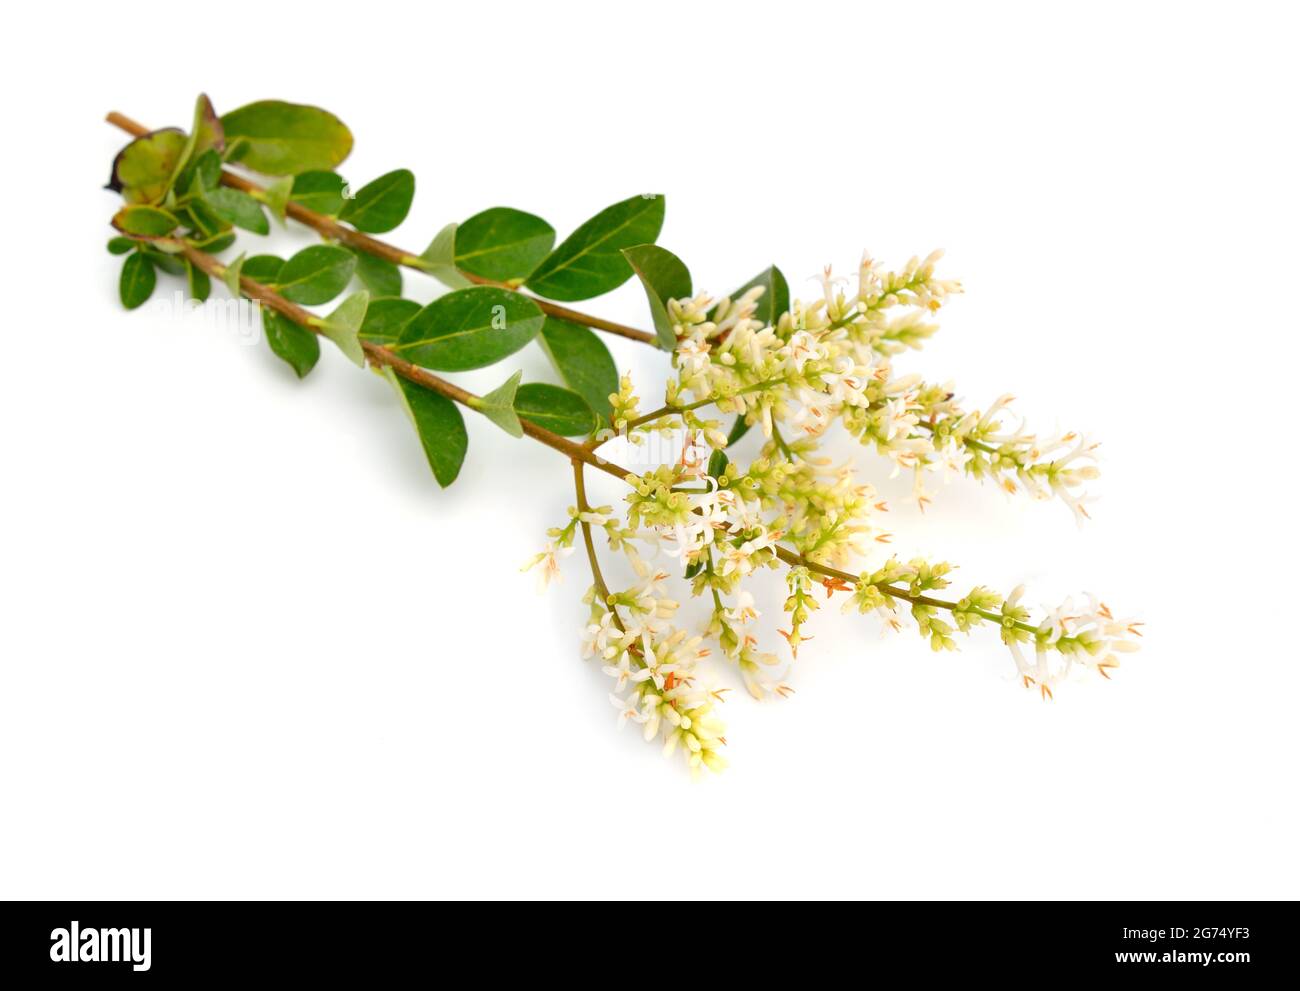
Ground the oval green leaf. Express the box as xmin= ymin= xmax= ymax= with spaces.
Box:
xmin=719 ymin=265 xmax=790 ymax=327
xmin=186 ymin=260 xmax=211 ymax=302
xmin=263 ymin=309 xmax=320 ymax=379
xmin=193 ymin=231 xmax=237 ymax=254
xmin=220 ymin=100 xmax=353 ymax=176
xmin=536 ymin=317 xmax=617 ymax=420
xmin=623 ymin=244 xmax=692 ymax=350
xmin=112 ymin=205 xmax=179 ymax=238
xmin=707 ymin=449 xmax=729 ymax=479
xmin=203 ymin=187 xmax=270 ymax=235
xmin=110 ymin=128 xmax=187 ymax=204
xmin=454 ymin=207 xmax=555 ymax=281
xmin=726 ymin=414 xmax=752 ymax=447
xmin=383 ymin=369 xmax=468 ymax=488
xmin=525 ymin=194 xmax=665 ymax=301
xmin=352 ymin=250 xmax=402 ymax=297
xmin=242 ymin=254 xmax=285 ymax=284
xmin=290 ymin=171 xmax=348 ymax=215
xmin=119 ymin=253 xmax=155 ymax=310
xmin=182 ymin=197 xmax=229 ymax=239
xmin=394 ymin=287 xmax=544 ymax=372
xmin=191 ymin=93 xmax=225 ymax=155
xmin=276 ymin=244 xmax=357 ymax=305
xmin=176 ymin=148 xmax=223 ymax=198
xmin=513 ymin=383 xmax=597 ymax=436
xmin=339 ymin=169 xmax=415 ymax=233
xmin=359 ymin=296 xmax=420 ymax=346
xmin=142 ymin=247 xmax=185 ymax=277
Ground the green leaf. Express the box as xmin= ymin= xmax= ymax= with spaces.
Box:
xmin=394 ymin=286 xmax=543 ymax=371
xmin=415 ymin=223 xmax=473 ymax=289
xmin=276 ymin=244 xmax=356 ymax=305
xmin=290 ymin=170 xmax=348 ymax=215
xmin=192 ymin=231 xmax=237 ymax=254
xmin=313 ymin=290 xmax=368 ymax=366
xmin=260 ymin=176 xmax=294 ymax=221
xmin=726 ymin=415 xmax=752 ymax=447
xmin=623 ymin=244 xmax=691 ymax=350
xmin=119 ymin=253 xmax=155 ymax=309
xmin=720 ymin=265 xmax=790 ymax=327
xmin=203 ymin=187 xmax=269 ymax=234
xmin=473 ymin=370 xmax=523 ymax=438
xmin=382 ymin=368 xmax=468 ymax=487
xmin=525 ymin=194 xmax=665 ymax=301
xmin=181 ymin=197 xmax=228 ymax=239
xmin=186 ymin=260 xmax=211 ymax=302
xmin=190 ymin=94 xmax=225 ymax=155
xmin=536 ymin=317 xmax=617 ymax=420
xmin=352 ymin=250 xmax=402 ymax=297
xmin=513 ymin=383 xmax=596 ymax=436
xmin=359 ymin=297 xmax=420 ymax=346
xmin=454 ymin=207 xmax=555 ymax=281
xmin=707 ymin=449 xmax=729 ymax=479
xmin=176 ymin=148 xmax=223 ymax=198
xmin=339 ymin=169 xmax=414 ymax=233
xmin=166 ymin=94 xmax=226 ymax=199
xmin=112 ymin=205 xmax=179 ymax=238
xmin=220 ymin=100 xmax=353 ymax=176
xmin=222 ymin=253 xmax=246 ymax=298
xmin=110 ymin=128 xmax=187 ymax=204
xmin=107 ymin=237 xmax=135 ymax=255
xmin=241 ymin=254 xmax=285 ymax=284
xmin=142 ymin=247 xmax=185 ymax=276
xmin=263 ymin=309 xmax=320 ymax=379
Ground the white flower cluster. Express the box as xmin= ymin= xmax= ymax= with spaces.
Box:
xmin=583 ymin=586 xmax=729 ymax=776
xmin=520 ymin=250 xmax=1137 ymax=774
xmin=649 ymin=251 xmax=1100 ymax=521
xmin=1000 ymin=588 xmax=1143 ymax=699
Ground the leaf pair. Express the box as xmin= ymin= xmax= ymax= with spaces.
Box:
xmin=419 ymin=195 xmax=665 ymax=303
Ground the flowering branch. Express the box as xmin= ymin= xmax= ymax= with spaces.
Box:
xmin=104 ymin=94 xmax=1141 ymax=775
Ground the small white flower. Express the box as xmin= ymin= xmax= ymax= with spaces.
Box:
xmin=522 ymin=541 xmax=573 ymax=591
xmin=580 ymin=610 xmax=620 ymax=660
xmin=782 ymin=330 xmax=823 ymax=373
xmin=725 ymin=589 xmax=760 ymax=627
xmin=609 ymin=693 xmax=645 ymax=729
xmin=824 ymin=356 xmax=872 ymax=408
xmin=601 ymin=651 xmax=635 ymax=691
xmin=676 ymin=336 xmax=713 ymax=378
xmin=815 ymin=264 xmax=849 ymax=309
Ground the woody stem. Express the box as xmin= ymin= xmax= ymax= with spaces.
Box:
xmin=571 ymin=460 xmax=625 ymax=633
xmin=171 ymin=239 xmax=629 ymax=482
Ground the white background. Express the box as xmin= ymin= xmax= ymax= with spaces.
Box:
xmin=2 ymin=1 xmax=1297 ymax=899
